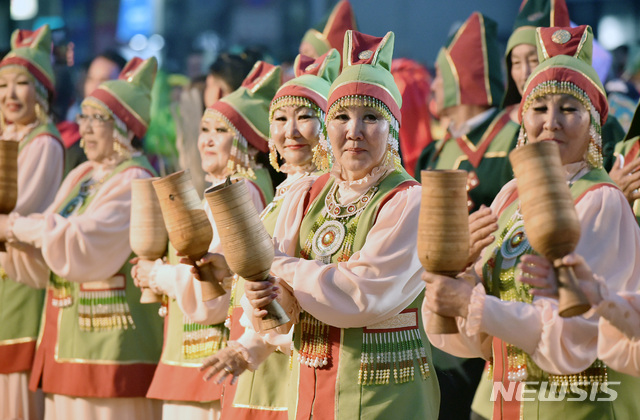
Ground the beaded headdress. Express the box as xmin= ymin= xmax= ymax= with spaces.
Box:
xmin=268 ymin=49 xmax=340 ymax=172
xmin=502 ymin=0 xmax=570 ymax=108
xmin=204 ymin=61 xmax=281 ymax=178
xmin=82 ymin=56 xmax=157 ymax=159
xmin=300 ymin=0 xmax=356 ymax=64
xmin=0 ymin=25 xmax=55 ymax=125
xmin=322 ymin=30 xmax=403 ymax=172
xmin=518 ymin=25 xmax=608 ymax=169
xmin=435 ymin=12 xmax=504 ymax=109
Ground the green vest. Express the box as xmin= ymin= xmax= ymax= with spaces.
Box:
xmin=288 ymin=170 xmax=439 ymax=420
xmin=31 ymin=156 xmax=163 ymax=399
xmin=0 ymin=122 xmax=61 ymax=374
xmin=479 ymin=168 xmax=640 ymax=419
xmin=225 ymin=175 xmax=317 ymax=417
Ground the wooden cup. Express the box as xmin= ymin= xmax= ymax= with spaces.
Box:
xmin=152 ymin=170 xmax=226 ymax=301
xmin=205 ymin=179 xmax=290 ymax=331
xmin=418 ymin=170 xmax=470 ymax=334
xmin=0 ymin=141 xmax=19 ymax=252
xmin=509 ymin=141 xmax=590 ymax=317
xmin=130 ymin=178 xmax=167 ymax=303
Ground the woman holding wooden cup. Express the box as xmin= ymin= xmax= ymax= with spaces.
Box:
xmin=202 ymin=49 xmax=339 ymax=420
xmin=0 ymin=24 xmax=65 ymax=420
xmin=422 ymin=26 xmax=640 ymax=418
xmin=133 ymin=62 xmax=280 ymax=420
xmin=0 ymin=56 xmax=164 ymax=418
xmin=211 ymin=30 xmax=441 ymax=420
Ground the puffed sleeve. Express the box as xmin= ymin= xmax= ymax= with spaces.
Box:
xmin=462 ymin=185 xmax=640 ymax=375
xmin=1 ymin=162 xmax=92 ymax=288
xmin=270 ymin=180 xmax=425 ymax=328
xmin=14 ymin=135 xmax=64 ymax=214
xmin=151 ymin=180 xmax=266 ymax=325
xmin=596 ymin=291 xmax=640 ymax=376
xmin=8 ymin=166 xmax=152 ymax=284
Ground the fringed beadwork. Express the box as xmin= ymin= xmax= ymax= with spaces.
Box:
xmin=269 ymin=95 xmax=324 ymax=124
xmin=78 ymin=287 xmax=136 ymax=331
xmin=322 ymin=95 xmax=402 ymax=173
xmin=298 ymin=312 xmax=331 ymax=368
xmin=182 ymin=319 xmax=229 ymax=360
xmin=269 ymin=96 xmax=326 ymax=172
xmin=51 ymin=276 xmax=74 ymax=308
xmin=203 ymin=108 xmax=258 ymax=179
xmin=268 ymin=138 xmax=280 ymax=172
xmin=520 ymin=80 xmax=603 ymax=169
xmin=359 ymin=309 xmax=430 ymax=386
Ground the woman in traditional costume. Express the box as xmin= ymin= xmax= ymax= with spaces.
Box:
xmin=0 ymin=24 xmax=65 ymax=420
xmin=423 ymin=25 xmax=640 ymax=419
xmin=214 ymin=49 xmax=339 ymax=420
xmin=204 ymin=29 xmax=441 ymax=420
xmin=133 ymin=61 xmax=279 ymax=420
xmin=0 ymin=56 xmax=164 ymax=420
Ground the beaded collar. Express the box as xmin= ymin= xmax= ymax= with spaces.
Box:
xmin=324 ymin=181 xmax=378 ymax=219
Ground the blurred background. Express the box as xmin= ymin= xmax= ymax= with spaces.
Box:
xmin=2 ymin=0 xmax=640 ymax=77
xmin=2 ymin=0 xmax=639 ymax=177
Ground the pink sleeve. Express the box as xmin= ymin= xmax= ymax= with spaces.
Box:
xmin=466 ymin=186 xmax=640 ymax=375
xmin=271 ymin=184 xmax=426 ymax=328
xmin=423 ymin=283 xmax=493 ymax=360
xmin=14 ymin=135 xmax=64 ymax=214
xmin=0 ymin=163 xmax=91 ymax=288
xmin=10 ymin=167 xmax=152 ymax=284
xmin=597 ymin=292 xmax=640 ymax=376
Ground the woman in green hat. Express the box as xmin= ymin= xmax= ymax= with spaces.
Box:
xmin=200 ymin=49 xmax=339 ymax=420
xmin=0 ymin=56 xmax=164 ymax=419
xmin=204 ymin=30 xmax=441 ymax=420
xmin=132 ymin=61 xmax=280 ymax=420
xmin=0 ymin=24 xmax=64 ymax=420
xmin=423 ymin=25 xmax=640 ymax=419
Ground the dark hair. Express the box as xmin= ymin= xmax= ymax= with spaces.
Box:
xmin=208 ymin=48 xmax=263 ymax=91
xmin=95 ymin=49 xmax=127 ymax=72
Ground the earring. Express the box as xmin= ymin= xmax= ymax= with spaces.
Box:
xmin=268 ymin=138 xmax=280 ymax=172
xmin=516 ymin=127 xmax=528 ymax=148
xmin=80 ymin=137 xmax=85 ymax=149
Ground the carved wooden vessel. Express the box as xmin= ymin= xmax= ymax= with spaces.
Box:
xmin=510 ymin=141 xmax=589 ymax=317
xmin=418 ymin=170 xmax=470 ymax=334
xmin=153 ymin=170 xmax=225 ymax=301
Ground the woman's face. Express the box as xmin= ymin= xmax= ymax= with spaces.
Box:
xmin=510 ymin=44 xmax=539 ymax=95
xmin=327 ymin=105 xmax=389 ymax=181
xmin=0 ymin=68 xmax=38 ymax=127
xmin=523 ymin=93 xmax=591 ymax=165
xmin=78 ymin=104 xmax=116 ymax=163
xmin=198 ymin=115 xmax=234 ymax=176
xmin=270 ymin=105 xmax=320 ymax=167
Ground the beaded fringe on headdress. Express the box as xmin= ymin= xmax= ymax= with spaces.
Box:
xmin=518 ymin=80 xmax=603 ymax=169
xmin=315 ymin=95 xmax=402 ymax=172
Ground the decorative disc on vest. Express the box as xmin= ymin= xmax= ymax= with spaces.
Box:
xmin=500 ymin=218 xmax=530 ymax=260
xmin=312 ymin=220 xmax=346 ymax=258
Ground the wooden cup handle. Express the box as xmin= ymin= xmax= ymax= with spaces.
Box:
xmin=426 ymin=313 xmax=459 ymax=334
xmin=197 ymin=262 xmax=227 ymax=301
xmin=259 ymin=299 xmax=291 ymax=331
xmin=140 ymin=287 xmax=163 ymax=304
xmin=556 ymin=265 xmax=591 ymax=318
